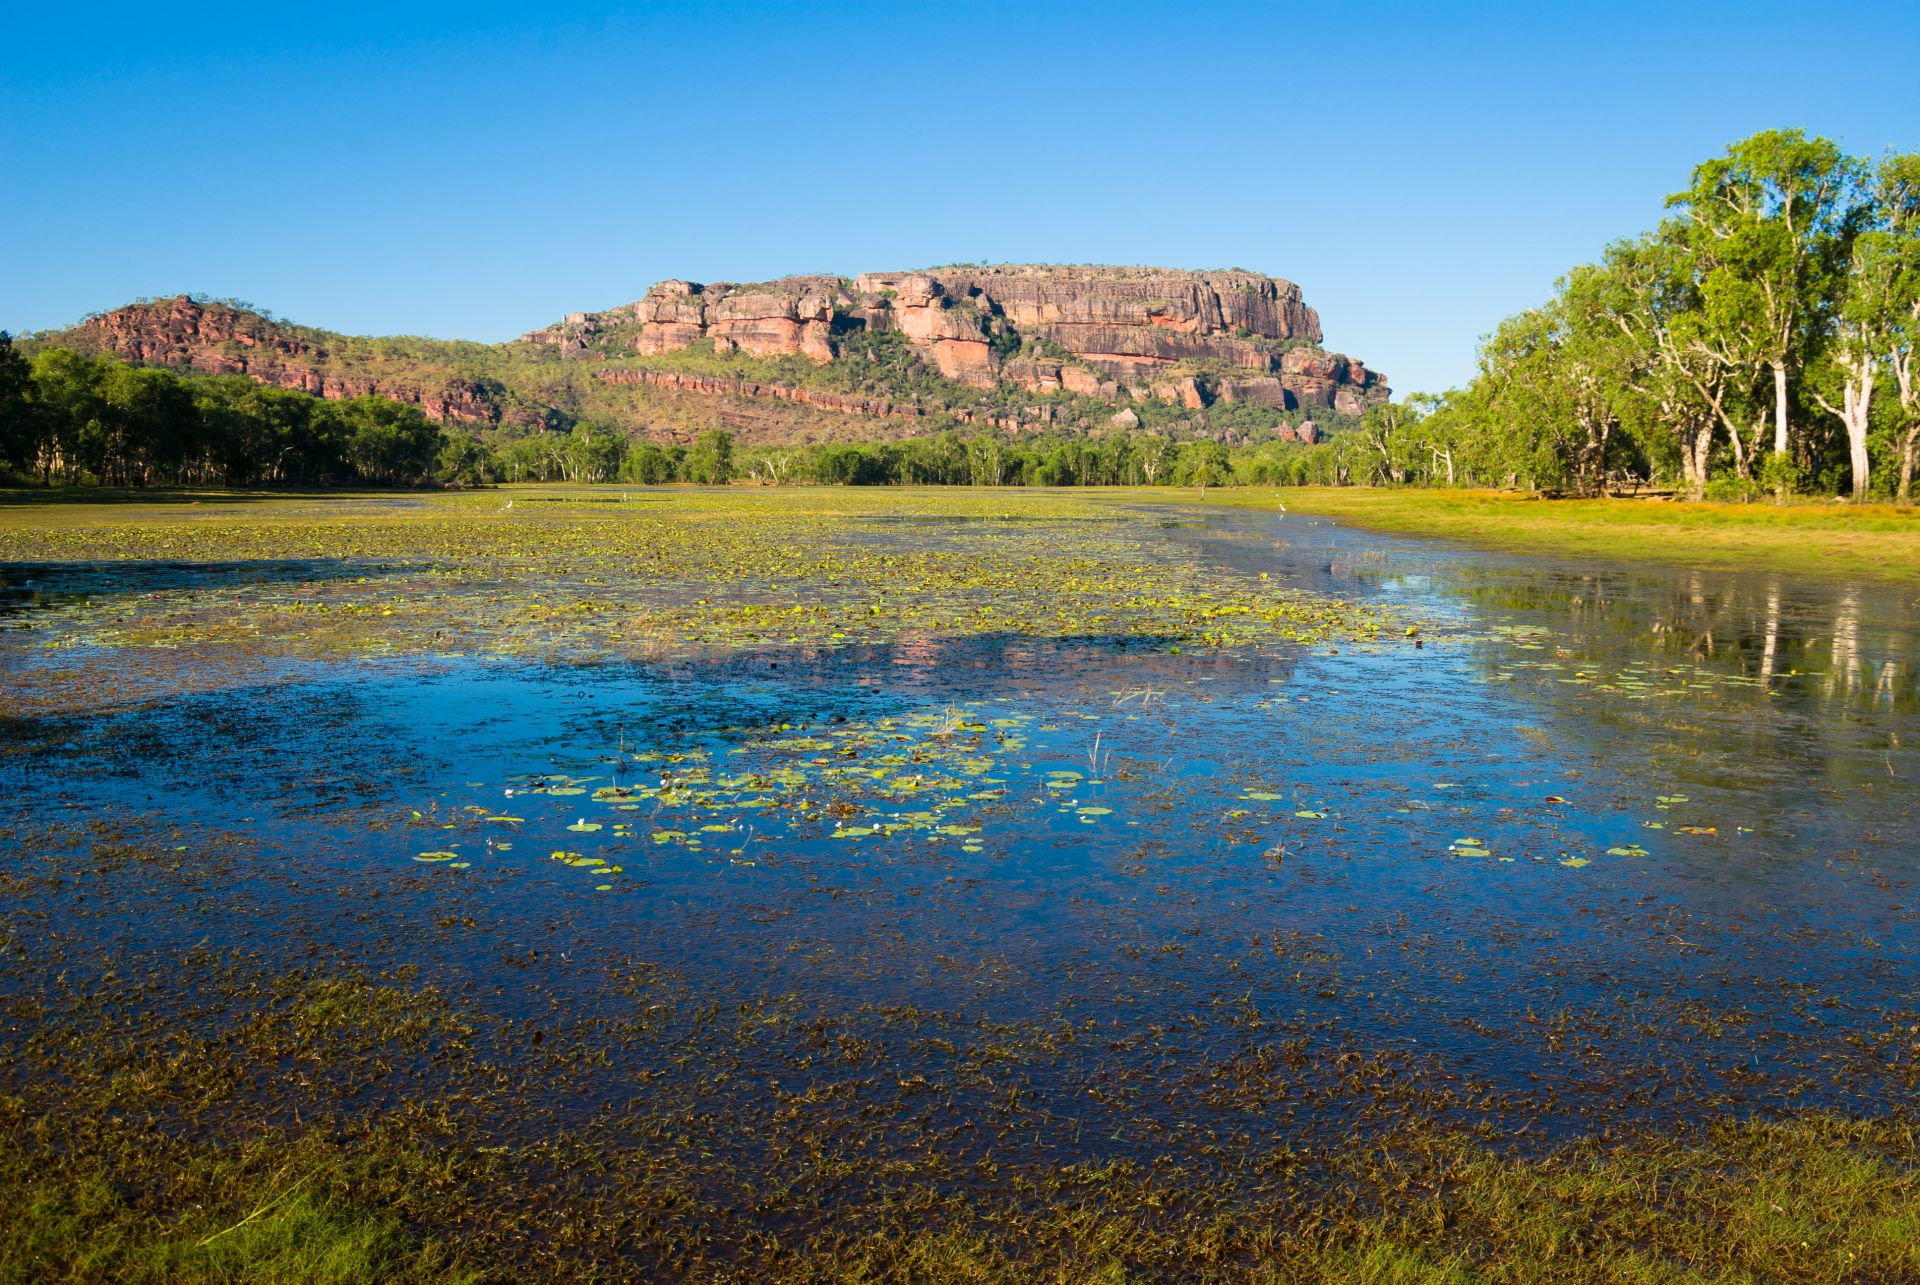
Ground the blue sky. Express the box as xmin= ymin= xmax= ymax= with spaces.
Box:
xmin=5 ymin=1 xmax=1918 ymax=395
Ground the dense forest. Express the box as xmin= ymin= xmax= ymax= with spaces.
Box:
xmin=1378 ymin=130 xmax=1920 ymax=501
xmin=0 ymin=338 xmax=1268 ymax=490
xmin=0 ymin=341 xmax=492 ymax=488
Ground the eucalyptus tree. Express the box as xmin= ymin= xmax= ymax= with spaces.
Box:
xmin=1665 ymin=130 xmax=1868 ymax=470
xmin=1589 ymin=232 xmax=1742 ymax=497
xmin=1180 ymin=441 xmax=1231 ymax=493
xmin=1872 ymin=153 xmax=1920 ymax=502
xmin=0 ymin=335 xmax=31 ymax=478
xmin=683 ymin=430 xmax=735 ymax=485
xmin=1476 ymin=295 xmax=1626 ymax=495
xmin=1392 ymin=392 xmax=1459 ymax=485
xmin=1801 ymin=150 xmax=1920 ymax=501
xmin=1136 ymin=434 xmax=1176 ymax=486
xmin=1355 ymin=400 xmax=1419 ymax=484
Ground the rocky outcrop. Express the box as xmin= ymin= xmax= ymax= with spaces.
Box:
xmin=887 ymin=265 xmax=1327 ymax=386
xmin=604 ymin=264 xmax=1388 ymax=410
xmin=595 ymin=369 xmax=927 ymax=422
xmin=628 ymin=278 xmax=838 ymax=363
xmin=75 ymin=296 xmax=530 ymax=427
xmin=595 ymin=368 xmax=1062 ymax=437
xmin=1001 ymin=353 xmax=1120 ymax=399
xmin=55 ymin=267 xmax=1387 ymax=449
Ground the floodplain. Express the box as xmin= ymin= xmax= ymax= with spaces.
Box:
xmin=1 ymin=486 xmax=1916 ymax=1282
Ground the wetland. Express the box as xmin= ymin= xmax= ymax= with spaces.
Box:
xmin=1 ymin=487 xmax=1917 ymax=1281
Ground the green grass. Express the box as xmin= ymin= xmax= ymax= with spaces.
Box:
xmin=0 ymin=1141 xmax=475 ymax=1285
xmin=4 ymin=1102 xmax=1914 ymax=1282
xmin=1192 ymin=486 xmax=1920 ymax=585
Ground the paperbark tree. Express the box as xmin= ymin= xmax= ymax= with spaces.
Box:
xmin=1586 ymin=235 xmax=1730 ymax=498
xmin=1873 ymin=154 xmax=1920 ymax=502
xmin=1667 ymin=130 xmax=1866 ymax=472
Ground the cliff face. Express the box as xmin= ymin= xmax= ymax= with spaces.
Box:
xmin=583 ymin=265 xmax=1387 ymax=414
xmin=49 ymin=266 xmax=1386 ymax=446
xmin=70 ymin=297 xmax=530 ymax=427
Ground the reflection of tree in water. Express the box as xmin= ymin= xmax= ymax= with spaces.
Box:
xmin=1459 ymin=567 xmax=1916 ymax=712
xmin=1450 ymin=565 xmax=1917 ymax=822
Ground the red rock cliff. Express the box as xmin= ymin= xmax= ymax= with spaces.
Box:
xmin=586 ymin=264 xmax=1387 ymax=410
xmin=73 ymin=296 xmax=519 ymax=426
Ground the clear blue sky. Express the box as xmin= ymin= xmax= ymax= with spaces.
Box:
xmin=5 ymin=1 xmax=1917 ymax=395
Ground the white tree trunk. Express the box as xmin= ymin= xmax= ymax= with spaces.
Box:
xmin=1893 ymin=347 xmax=1917 ymax=504
xmin=1813 ymin=347 xmax=1875 ymax=502
xmin=1772 ymin=361 xmax=1790 ymax=456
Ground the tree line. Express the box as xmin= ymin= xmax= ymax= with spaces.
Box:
xmin=0 ymin=342 xmax=493 ymax=488
xmin=1381 ymin=130 xmax=1919 ymax=501
xmin=12 ymin=132 xmax=1914 ymax=504
xmin=0 ymin=338 xmax=1283 ymax=493
xmin=496 ymin=423 xmax=1244 ymax=489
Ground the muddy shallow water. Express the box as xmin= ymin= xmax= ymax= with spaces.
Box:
xmin=3 ymin=497 xmax=1916 ymax=1179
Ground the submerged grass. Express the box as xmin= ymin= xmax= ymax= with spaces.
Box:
xmin=0 ymin=487 xmax=1398 ymax=665
xmin=4 ymin=488 xmax=1917 ymax=1280
xmin=3 ymin=989 xmax=1915 ymax=1283
xmin=1194 ymin=486 xmax=1920 ymax=585
xmin=2 ymin=833 xmax=1914 ymax=1284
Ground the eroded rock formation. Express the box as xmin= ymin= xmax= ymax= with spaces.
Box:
xmin=593 ymin=264 xmax=1388 ymax=411
xmin=57 ymin=266 xmax=1386 ymax=448
xmin=75 ymin=296 xmax=525 ymax=426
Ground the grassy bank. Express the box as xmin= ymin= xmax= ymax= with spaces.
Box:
xmin=6 ymin=1043 xmax=1916 ymax=1282
xmin=1190 ymin=487 xmax=1920 ymax=585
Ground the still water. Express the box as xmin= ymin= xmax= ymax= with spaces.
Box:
xmin=2 ymin=502 xmax=1915 ymax=1164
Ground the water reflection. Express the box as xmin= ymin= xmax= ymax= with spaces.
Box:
xmin=1 ymin=502 xmax=1916 ymax=1157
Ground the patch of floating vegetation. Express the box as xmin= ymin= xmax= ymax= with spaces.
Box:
xmin=408 ymin=703 xmax=1050 ymax=889
xmin=389 ymin=686 xmax=1695 ymax=890
xmin=0 ymin=489 xmax=1406 ymax=663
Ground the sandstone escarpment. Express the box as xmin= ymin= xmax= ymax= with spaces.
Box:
xmin=76 ymin=296 xmax=533 ymax=427
xmin=581 ymin=265 xmax=1388 ymax=412
xmin=628 ymin=278 xmax=839 ymax=363
xmin=596 ymin=369 xmax=928 ymax=423
xmin=54 ymin=265 xmax=1387 ymax=451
